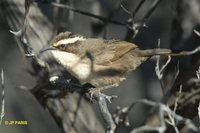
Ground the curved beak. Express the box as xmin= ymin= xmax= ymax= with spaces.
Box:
xmin=39 ymin=46 xmax=57 ymax=54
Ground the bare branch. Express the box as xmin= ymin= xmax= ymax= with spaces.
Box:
xmin=155 ymin=39 xmax=171 ymax=94
xmin=196 ymin=66 xmax=200 ymax=80
xmin=143 ymin=0 xmax=163 ymax=21
xmin=113 ymin=104 xmax=135 ymax=128
xmin=194 ymin=29 xmax=200 ymax=37
xmin=132 ymin=0 xmax=146 ymax=18
xmin=0 ymin=69 xmax=5 ymax=125
xmin=120 ymin=4 xmax=132 ymax=16
xmin=34 ymin=1 xmax=126 ymax=26
xmin=169 ymin=46 xmax=200 ymax=56
xmin=130 ymin=100 xmax=166 ymax=133
xmin=165 ymin=85 xmax=182 ymax=133
xmin=130 ymin=99 xmax=199 ymax=133
xmin=155 ymin=55 xmax=171 ymax=80
xmin=94 ymin=92 xmax=116 ymax=133
xmin=198 ymin=102 xmax=200 ymax=128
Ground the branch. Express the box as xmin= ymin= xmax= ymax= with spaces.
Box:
xmin=130 ymin=99 xmax=199 ymax=133
xmin=4 ymin=0 xmax=104 ymax=132
xmin=143 ymin=0 xmax=163 ymax=21
xmin=132 ymin=0 xmax=146 ymax=18
xmin=34 ymin=1 xmax=126 ymax=26
xmin=155 ymin=55 xmax=171 ymax=80
xmin=0 ymin=69 xmax=5 ymax=125
xmin=165 ymin=85 xmax=182 ymax=133
xmin=124 ymin=0 xmax=162 ymax=40
xmin=113 ymin=104 xmax=135 ymax=130
xmin=198 ymin=101 xmax=200 ymax=128
xmin=93 ymin=92 xmax=116 ymax=133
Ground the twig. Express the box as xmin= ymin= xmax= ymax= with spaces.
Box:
xmin=0 ymin=69 xmax=5 ymax=125
xmin=120 ymin=4 xmax=132 ymax=16
xmin=124 ymin=0 xmax=161 ymax=40
xmin=130 ymin=100 xmax=166 ymax=133
xmin=173 ymin=85 xmax=182 ymax=116
xmin=198 ymin=101 xmax=200 ymax=129
xmin=155 ymin=55 xmax=171 ymax=80
xmin=169 ymin=46 xmax=200 ymax=56
xmin=194 ymin=29 xmax=200 ymax=37
xmin=196 ymin=66 xmax=200 ymax=129
xmin=93 ymin=92 xmax=116 ymax=133
xmin=143 ymin=0 xmax=163 ymax=21
xmin=113 ymin=104 xmax=135 ymax=129
xmin=196 ymin=66 xmax=200 ymax=80
xmin=155 ymin=39 xmax=171 ymax=94
xmin=130 ymin=99 xmax=199 ymax=133
xmin=34 ymin=1 xmax=126 ymax=26
xmin=9 ymin=0 xmax=33 ymax=55
xmin=101 ymin=0 xmax=123 ymax=37
xmin=165 ymin=85 xmax=182 ymax=133
xmin=9 ymin=0 xmax=47 ymax=69
xmin=132 ymin=0 xmax=146 ymax=18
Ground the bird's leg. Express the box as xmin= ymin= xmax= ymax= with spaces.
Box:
xmin=88 ymin=83 xmax=119 ymax=101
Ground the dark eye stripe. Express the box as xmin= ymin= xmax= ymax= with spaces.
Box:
xmin=58 ymin=44 xmax=65 ymax=49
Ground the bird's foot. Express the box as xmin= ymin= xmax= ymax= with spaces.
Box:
xmin=88 ymin=83 xmax=119 ymax=102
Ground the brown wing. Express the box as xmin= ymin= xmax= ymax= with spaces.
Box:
xmin=65 ymin=39 xmax=138 ymax=65
xmin=109 ymin=40 xmax=138 ymax=62
xmin=80 ymin=39 xmax=138 ymax=65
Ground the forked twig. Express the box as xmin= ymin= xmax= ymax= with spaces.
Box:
xmin=130 ymin=99 xmax=199 ymax=133
xmin=165 ymin=85 xmax=182 ymax=133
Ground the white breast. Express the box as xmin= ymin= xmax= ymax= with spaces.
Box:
xmin=51 ymin=50 xmax=91 ymax=80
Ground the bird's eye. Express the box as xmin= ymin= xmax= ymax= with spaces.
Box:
xmin=58 ymin=44 xmax=65 ymax=49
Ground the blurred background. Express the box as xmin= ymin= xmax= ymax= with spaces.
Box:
xmin=0 ymin=0 xmax=200 ymax=133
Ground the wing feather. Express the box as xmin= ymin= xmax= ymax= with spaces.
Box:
xmin=78 ymin=39 xmax=138 ymax=65
xmin=63 ymin=38 xmax=138 ymax=65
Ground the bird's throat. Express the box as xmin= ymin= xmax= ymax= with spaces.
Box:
xmin=51 ymin=50 xmax=91 ymax=81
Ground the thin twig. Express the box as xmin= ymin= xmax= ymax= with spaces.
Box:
xmin=34 ymin=1 xmax=126 ymax=26
xmin=113 ymin=103 xmax=136 ymax=130
xmin=198 ymin=101 xmax=200 ymax=128
xmin=196 ymin=66 xmax=200 ymax=80
xmin=155 ymin=39 xmax=171 ymax=94
xmin=173 ymin=85 xmax=182 ymax=115
xmin=132 ymin=0 xmax=146 ymax=18
xmin=143 ymin=0 xmax=163 ymax=20
xmin=194 ymin=29 xmax=200 ymax=37
xmin=155 ymin=55 xmax=171 ymax=80
xmin=0 ymin=69 xmax=5 ymax=125
xmin=165 ymin=85 xmax=182 ymax=133
xmin=130 ymin=99 xmax=199 ymax=133
xmin=100 ymin=0 xmax=124 ymax=37
xmin=10 ymin=0 xmax=47 ymax=69
xmin=120 ymin=4 xmax=132 ymax=16
xmin=169 ymin=46 xmax=200 ymax=56
xmin=124 ymin=0 xmax=160 ymax=40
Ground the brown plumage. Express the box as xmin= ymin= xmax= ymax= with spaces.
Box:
xmin=50 ymin=32 xmax=172 ymax=88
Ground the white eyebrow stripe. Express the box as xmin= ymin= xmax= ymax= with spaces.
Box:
xmin=57 ymin=36 xmax=86 ymax=45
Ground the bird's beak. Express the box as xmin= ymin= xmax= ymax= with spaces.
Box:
xmin=39 ymin=46 xmax=57 ymax=54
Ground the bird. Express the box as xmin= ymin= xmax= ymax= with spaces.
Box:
xmin=44 ymin=31 xmax=173 ymax=92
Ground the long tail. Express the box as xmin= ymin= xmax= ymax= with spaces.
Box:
xmin=133 ymin=46 xmax=200 ymax=57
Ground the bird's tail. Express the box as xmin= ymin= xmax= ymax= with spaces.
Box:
xmin=133 ymin=46 xmax=200 ymax=57
xmin=132 ymin=48 xmax=172 ymax=57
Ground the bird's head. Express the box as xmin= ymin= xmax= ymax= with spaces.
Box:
xmin=40 ymin=31 xmax=85 ymax=53
xmin=52 ymin=32 xmax=85 ymax=51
